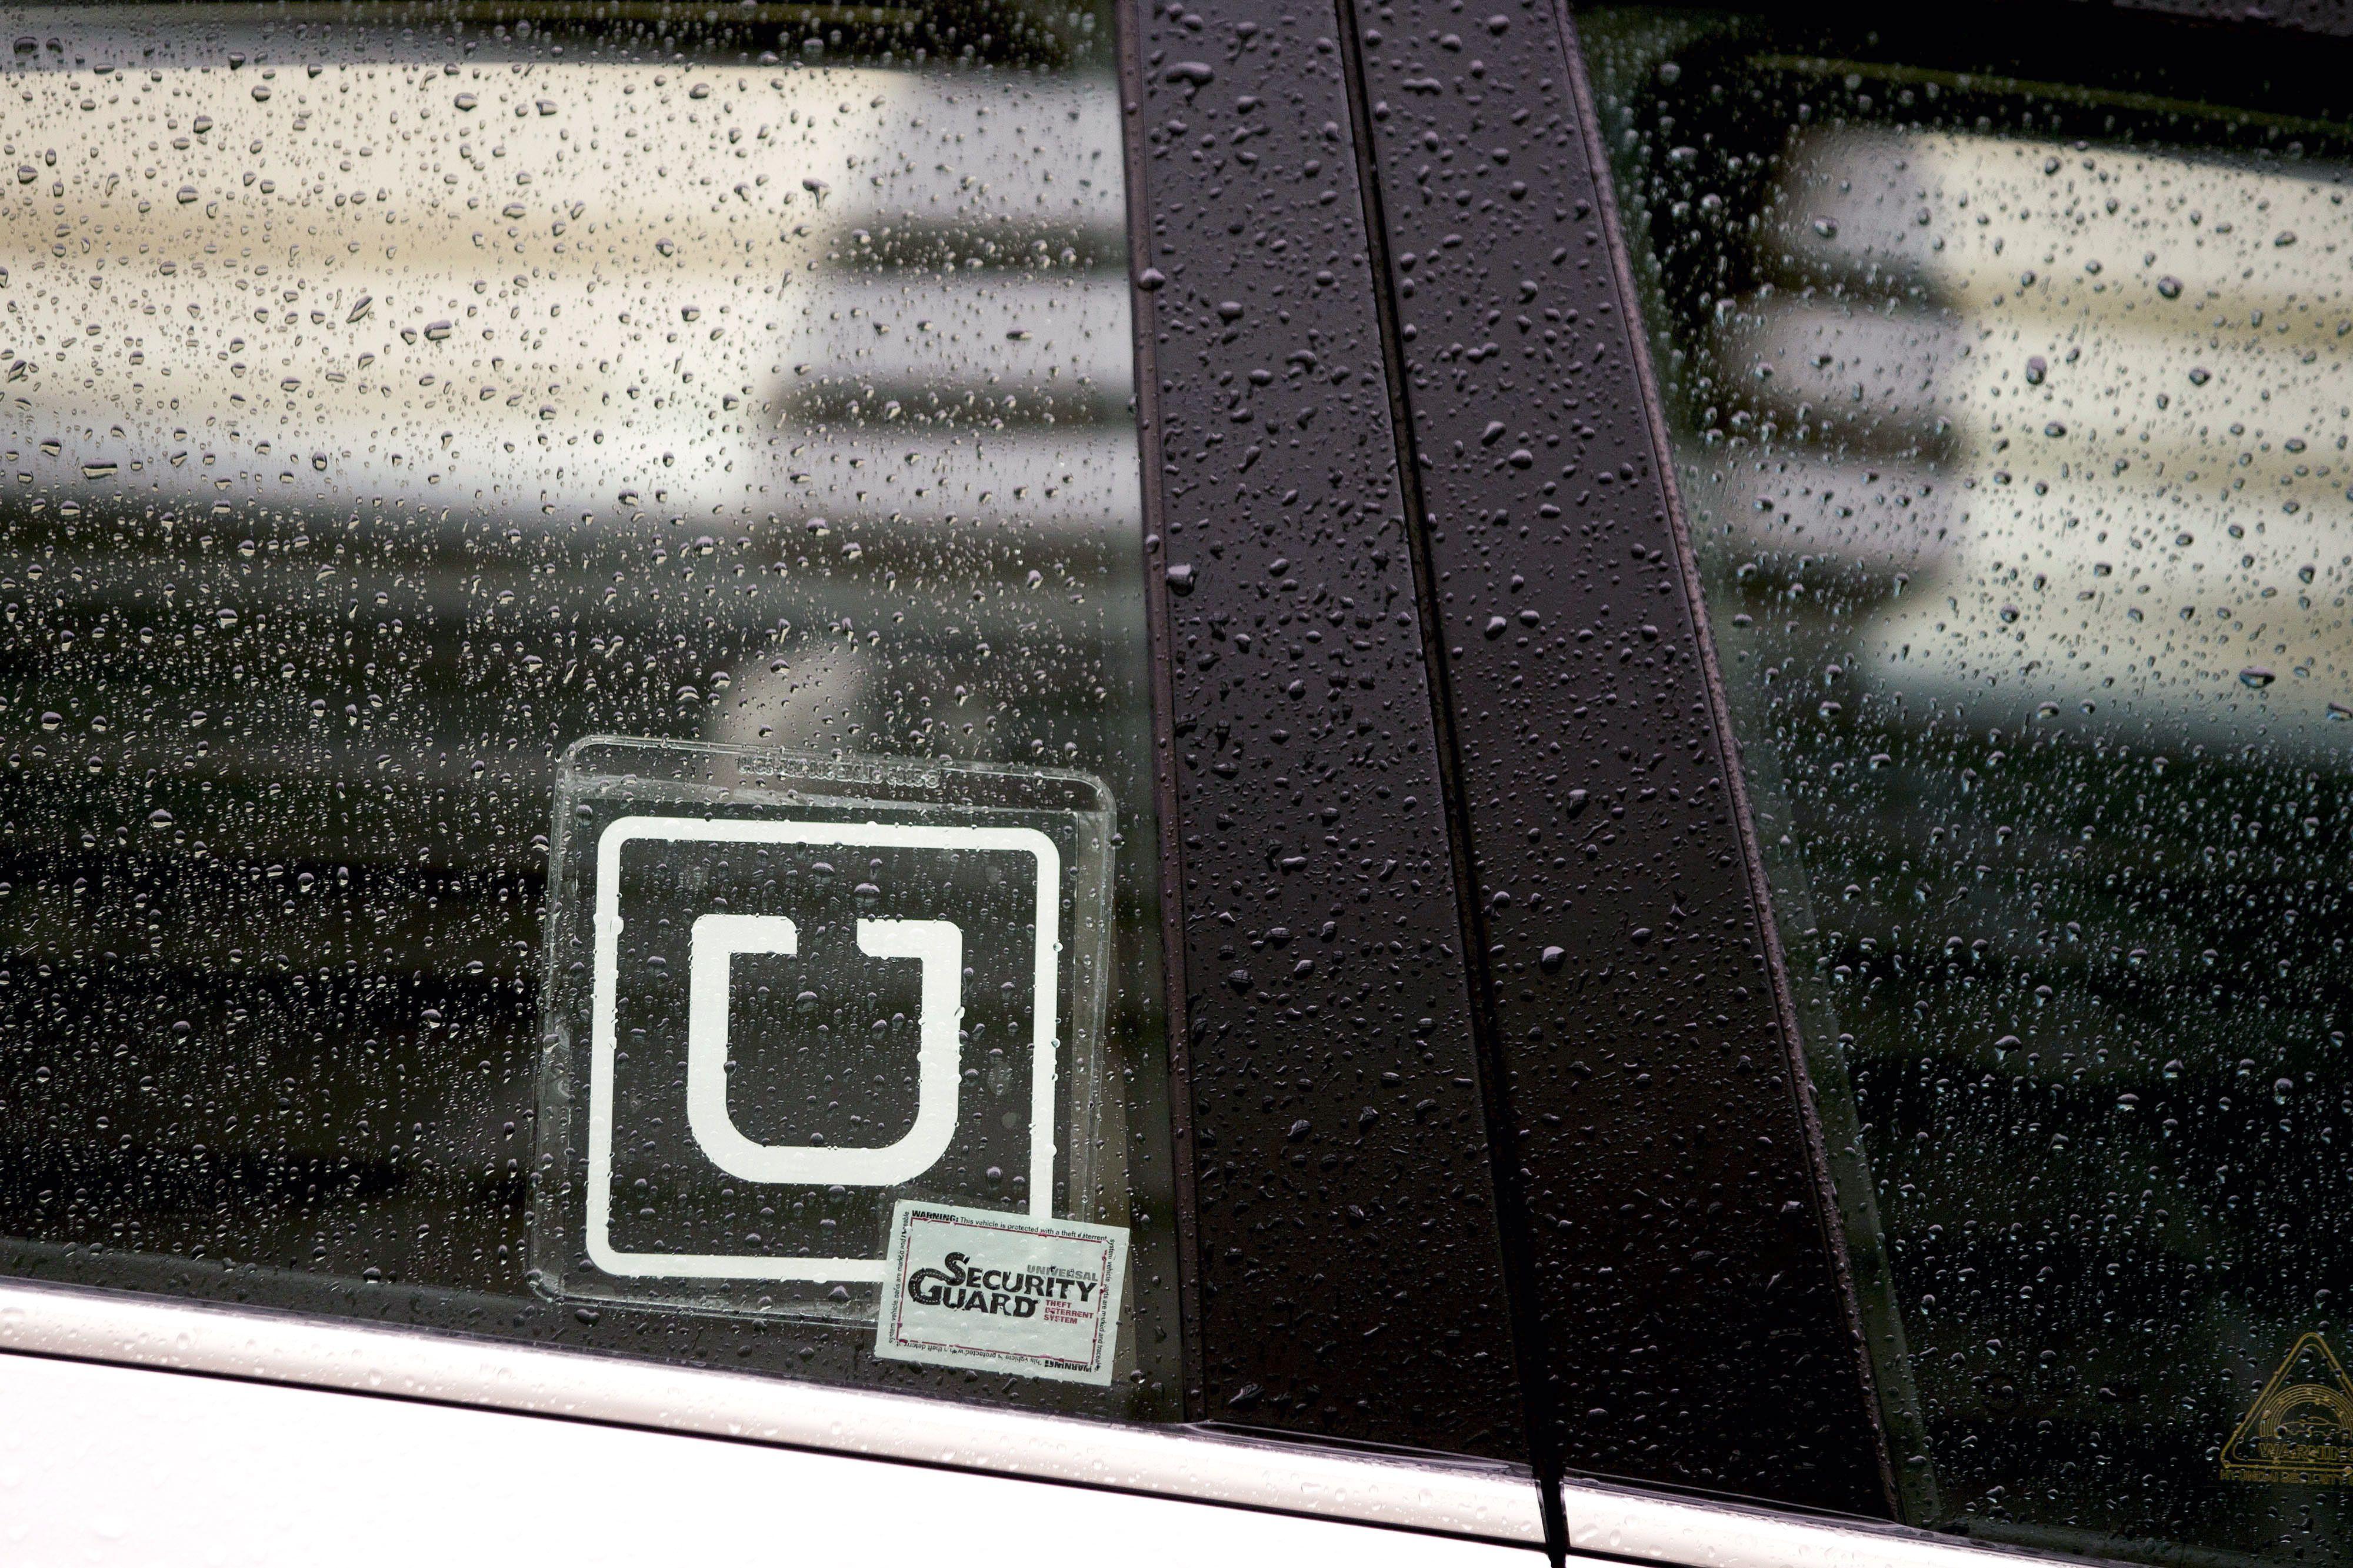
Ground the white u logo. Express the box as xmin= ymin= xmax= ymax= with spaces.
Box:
xmin=684 ymin=913 xmax=965 ymax=1186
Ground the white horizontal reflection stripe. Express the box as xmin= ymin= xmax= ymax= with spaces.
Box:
xmin=0 ymin=1279 xmax=1544 ymax=1547
xmin=1560 ymin=1478 xmax=2107 ymax=1568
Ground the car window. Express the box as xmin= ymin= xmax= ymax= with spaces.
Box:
xmin=0 ymin=1 xmax=1181 ymax=1418
xmin=1587 ymin=9 xmax=2353 ymax=1562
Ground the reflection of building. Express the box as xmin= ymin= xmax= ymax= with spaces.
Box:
xmin=1592 ymin=24 xmax=2353 ymax=1560
xmin=1705 ymin=126 xmax=2353 ymax=749
xmin=4 ymin=57 xmax=1141 ymax=773
xmin=0 ymin=33 xmax=1155 ymax=1296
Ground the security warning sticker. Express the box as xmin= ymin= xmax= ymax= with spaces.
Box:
xmin=875 ymin=1200 xmax=1128 ymax=1384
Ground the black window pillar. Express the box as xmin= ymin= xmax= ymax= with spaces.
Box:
xmin=1335 ymin=0 xmax=1899 ymax=1518
xmin=1116 ymin=0 xmax=1533 ymax=1463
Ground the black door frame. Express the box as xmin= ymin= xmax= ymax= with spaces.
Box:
xmin=1112 ymin=0 xmax=1538 ymax=1472
xmin=1329 ymin=0 xmax=1895 ymax=1519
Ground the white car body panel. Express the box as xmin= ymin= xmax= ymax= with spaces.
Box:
xmin=0 ymin=1352 xmax=1534 ymax=1568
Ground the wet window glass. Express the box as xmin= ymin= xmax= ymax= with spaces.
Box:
xmin=1588 ymin=9 xmax=2353 ymax=1560
xmin=0 ymin=3 xmax=1180 ymax=1418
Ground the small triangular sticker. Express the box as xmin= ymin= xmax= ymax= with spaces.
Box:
xmin=2221 ymin=1333 xmax=2353 ymax=1485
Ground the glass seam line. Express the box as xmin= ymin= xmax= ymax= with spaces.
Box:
xmin=0 ymin=1278 xmax=1544 ymax=1546
xmin=1328 ymin=0 xmax=1572 ymax=1557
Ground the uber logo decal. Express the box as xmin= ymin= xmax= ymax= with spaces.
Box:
xmin=586 ymin=815 xmax=1061 ymax=1284
xmin=535 ymin=742 xmax=1118 ymax=1323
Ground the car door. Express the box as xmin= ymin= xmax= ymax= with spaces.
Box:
xmin=0 ymin=0 xmax=1543 ymax=1557
xmin=1402 ymin=4 xmax=2353 ymax=1564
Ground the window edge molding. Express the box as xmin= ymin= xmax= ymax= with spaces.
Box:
xmin=1560 ymin=1477 xmax=2134 ymax=1568
xmin=0 ymin=1277 xmax=1544 ymax=1547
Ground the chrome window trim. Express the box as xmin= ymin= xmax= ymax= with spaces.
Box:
xmin=0 ymin=1277 xmax=1542 ymax=1547
xmin=1560 ymin=1478 xmax=2125 ymax=1568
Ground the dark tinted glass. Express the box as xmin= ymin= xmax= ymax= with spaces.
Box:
xmin=1589 ymin=8 xmax=2353 ymax=1560
xmin=0 ymin=1 xmax=1181 ymax=1419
